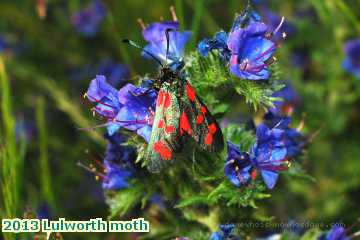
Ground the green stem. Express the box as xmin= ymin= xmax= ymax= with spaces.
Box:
xmin=36 ymin=97 xmax=55 ymax=209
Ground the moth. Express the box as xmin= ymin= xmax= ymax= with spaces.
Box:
xmin=124 ymin=23 xmax=224 ymax=172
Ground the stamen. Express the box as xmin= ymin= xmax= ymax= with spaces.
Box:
xmin=273 ymin=16 xmax=285 ymax=35
xmin=87 ymin=94 xmax=116 ymax=110
xmin=77 ymin=162 xmax=107 ymax=179
xmin=170 ymin=6 xmax=178 ymax=22
xmin=83 ymin=92 xmax=87 ymax=98
xmin=282 ymin=32 xmax=287 ymax=39
xmin=137 ymin=18 xmax=146 ymax=30
xmin=297 ymin=119 xmax=305 ymax=132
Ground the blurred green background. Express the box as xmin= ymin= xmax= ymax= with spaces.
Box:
xmin=1 ymin=0 xmax=360 ymax=239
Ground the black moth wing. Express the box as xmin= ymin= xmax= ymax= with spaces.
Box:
xmin=145 ymin=82 xmax=182 ymax=173
xmin=178 ymin=80 xmax=224 ymax=153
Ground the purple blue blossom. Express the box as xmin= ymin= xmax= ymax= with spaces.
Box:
xmin=141 ymin=9 xmax=191 ymax=67
xmin=225 ymin=142 xmax=252 ymax=187
xmin=250 ymin=123 xmax=288 ymax=189
xmin=228 ymin=21 xmax=276 ymax=80
xmin=264 ymin=116 xmax=305 ymax=159
xmin=101 ymin=160 xmax=132 ymax=190
xmin=320 ymin=225 xmax=349 ymax=240
xmin=86 ymin=76 xmax=157 ymax=141
xmin=103 ymin=132 xmax=136 ymax=167
xmin=101 ymin=133 xmax=135 ymax=190
xmin=71 ymin=0 xmax=106 ymax=37
xmin=343 ymin=39 xmax=360 ymax=79
xmin=225 ymin=124 xmax=289 ymax=189
xmin=97 ymin=59 xmax=130 ymax=87
xmin=269 ymin=82 xmax=301 ymax=116
xmin=198 ymin=31 xmax=231 ymax=61
xmin=86 ymin=75 xmax=122 ymax=119
xmin=262 ymin=10 xmax=295 ymax=42
xmin=0 ymin=35 xmax=9 ymax=53
xmin=114 ymin=83 xmax=157 ymax=142
xmin=210 ymin=224 xmax=240 ymax=240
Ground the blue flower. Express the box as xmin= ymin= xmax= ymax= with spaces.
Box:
xmin=264 ymin=117 xmax=305 ymax=159
xmin=86 ymin=76 xmax=157 ymax=140
xmin=343 ymin=39 xmax=360 ymax=79
xmin=210 ymin=224 xmax=240 ymax=240
xmin=103 ymin=132 xmax=136 ymax=167
xmin=225 ymin=142 xmax=253 ymax=187
xmin=114 ymin=83 xmax=157 ymax=142
xmin=198 ymin=31 xmax=231 ymax=61
xmin=262 ymin=10 xmax=295 ymax=42
xmin=86 ymin=75 xmax=122 ymax=120
xmin=269 ymin=82 xmax=300 ymax=116
xmin=97 ymin=59 xmax=130 ymax=87
xmin=71 ymin=0 xmax=106 ymax=37
xmin=320 ymin=225 xmax=349 ymax=240
xmin=250 ymin=123 xmax=288 ymax=189
xmin=228 ymin=21 xmax=276 ymax=80
xmin=231 ymin=7 xmax=262 ymax=32
xmin=140 ymin=8 xmax=191 ymax=67
xmin=102 ymin=160 xmax=132 ymax=190
xmin=197 ymin=7 xmax=260 ymax=62
xmin=0 ymin=35 xmax=9 ymax=53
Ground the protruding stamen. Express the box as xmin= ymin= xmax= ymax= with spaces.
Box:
xmin=170 ymin=6 xmax=178 ymax=22
xmin=273 ymin=16 xmax=285 ymax=35
xmin=137 ymin=18 xmax=146 ymax=30
xmin=77 ymin=162 xmax=107 ymax=179
xmin=297 ymin=119 xmax=305 ymax=132
xmin=83 ymin=92 xmax=87 ymax=99
xmin=282 ymin=32 xmax=287 ymax=39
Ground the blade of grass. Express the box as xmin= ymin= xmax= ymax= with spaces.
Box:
xmin=41 ymin=80 xmax=105 ymax=145
xmin=188 ymin=0 xmax=204 ymax=48
xmin=0 ymin=57 xmax=25 ymax=240
xmin=175 ymin=0 xmax=186 ymax=29
xmin=35 ymin=97 xmax=55 ymax=209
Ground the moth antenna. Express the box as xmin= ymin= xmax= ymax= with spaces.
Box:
xmin=165 ymin=28 xmax=173 ymax=64
xmin=122 ymin=39 xmax=163 ymax=67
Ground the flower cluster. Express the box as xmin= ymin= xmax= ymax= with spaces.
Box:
xmin=139 ymin=6 xmax=191 ymax=68
xmin=210 ymin=224 xmax=240 ymax=240
xmin=225 ymin=122 xmax=289 ymax=189
xmin=198 ymin=7 xmax=283 ymax=80
xmin=85 ymin=75 xmax=157 ymax=142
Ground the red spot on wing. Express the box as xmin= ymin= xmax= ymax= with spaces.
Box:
xmin=200 ymin=106 xmax=207 ymax=114
xmin=208 ymin=123 xmax=217 ymax=134
xmin=205 ymin=133 xmax=213 ymax=145
xmin=153 ymin=141 xmax=172 ymax=160
xmin=157 ymin=91 xmax=164 ymax=107
xmin=163 ymin=93 xmax=171 ymax=109
xmin=204 ymin=123 xmax=218 ymax=145
xmin=165 ymin=125 xmax=176 ymax=134
xmin=196 ymin=115 xmax=204 ymax=124
xmin=157 ymin=119 xmax=165 ymax=128
xmin=180 ymin=112 xmax=193 ymax=136
xmin=186 ymin=84 xmax=196 ymax=102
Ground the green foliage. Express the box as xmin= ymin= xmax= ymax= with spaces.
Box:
xmin=186 ymin=51 xmax=283 ymax=111
xmin=35 ymin=97 xmax=55 ymax=209
xmin=0 ymin=58 xmax=26 ymax=240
